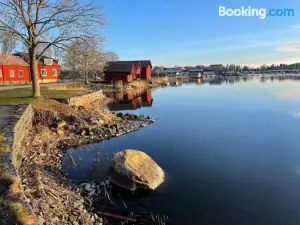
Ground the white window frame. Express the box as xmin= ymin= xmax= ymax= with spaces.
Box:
xmin=19 ymin=70 xmax=24 ymax=78
xmin=9 ymin=70 xmax=14 ymax=78
xmin=41 ymin=69 xmax=47 ymax=77
xmin=52 ymin=69 xmax=57 ymax=77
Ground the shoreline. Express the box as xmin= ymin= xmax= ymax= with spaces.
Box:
xmin=18 ymin=98 xmax=155 ymax=224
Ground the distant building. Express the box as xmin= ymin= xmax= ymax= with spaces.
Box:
xmin=187 ymin=69 xmax=202 ymax=78
xmin=195 ymin=65 xmax=206 ymax=69
xmin=209 ymin=64 xmax=224 ymax=71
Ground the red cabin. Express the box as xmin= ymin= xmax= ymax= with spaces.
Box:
xmin=0 ymin=52 xmax=61 ymax=85
xmin=139 ymin=60 xmax=152 ymax=80
xmin=104 ymin=60 xmax=152 ymax=83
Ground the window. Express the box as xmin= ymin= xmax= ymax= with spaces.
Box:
xmin=41 ymin=69 xmax=47 ymax=77
xmin=19 ymin=70 xmax=24 ymax=78
xmin=0 ymin=69 xmax=2 ymax=78
xmin=52 ymin=69 xmax=57 ymax=76
xmin=9 ymin=70 xmax=14 ymax=77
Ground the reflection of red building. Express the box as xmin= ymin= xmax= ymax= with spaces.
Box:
xmin=141 ymin=89 xmax=153 ymax=107
xmin=109 ymin=89 xmax=153 ymax=111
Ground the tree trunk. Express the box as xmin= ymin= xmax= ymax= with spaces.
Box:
xmin=29 ymin=48 xmax=41 ymax=97
xmin=85 ymin=66 xmax=89 ymax=84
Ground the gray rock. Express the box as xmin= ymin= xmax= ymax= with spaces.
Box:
xmin=85 ymin=183 xmax=92 ymax=191
xmin=110 ymin=149 xmax=165 ymax=190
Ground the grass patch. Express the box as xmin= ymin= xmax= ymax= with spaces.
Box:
xmin=0 ymin=87 xmax=91 ymax=105
xmin=9 ymin=202 xmax=35 ymax=225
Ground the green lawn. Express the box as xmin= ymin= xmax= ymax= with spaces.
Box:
xmin=0 ymin=87 xmax=91 ymax=105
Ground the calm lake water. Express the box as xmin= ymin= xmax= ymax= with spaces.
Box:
xmin=64 ymin=76 xmax=300 ymax=225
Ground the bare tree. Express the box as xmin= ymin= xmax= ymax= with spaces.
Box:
xmin=64 ymin=37 xmax=105 ymax=83
xmin=104 ymin=51 xmax=119 ymax=62
xmin=0 ymin=30 xmax=16 ymax=54
xmin=0 ymin=0 xmax=105 ymax=97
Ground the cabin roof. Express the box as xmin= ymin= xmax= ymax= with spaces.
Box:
xmin=106 ymin=60 xmax=152 ymax=73
xmin=105 ymin=61 xmax=135 ymax=73
xmin=0 ymin=54 xmax=29 ymax=66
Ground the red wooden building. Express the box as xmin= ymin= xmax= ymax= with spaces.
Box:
xmin=104 ymin=60 xmax=152 ymax=83
xmin=0 ymin=52 xmax=61 ymax=85
xmin=139 ymin=60 xmax=152 ymax=80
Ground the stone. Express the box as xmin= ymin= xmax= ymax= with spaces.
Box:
xmin=110 ymin=150 xmax=165 ymax=191
xmin=116 ymin=112 xmax=123 ymax=118
xmin=85 ymin=183 xmax=92 ymax=191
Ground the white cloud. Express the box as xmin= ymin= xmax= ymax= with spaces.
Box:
xmin=276 ymin=42 xmax=300 ymax=52
xmin=293 ymin=112 xmax=300 ymax=118
xmin=293 ymin=24 xmax=300 ymax=29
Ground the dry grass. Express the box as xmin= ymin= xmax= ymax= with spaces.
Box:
xmin=115 ymin=80 xmax=124 ymax=90
xmin=0 ymin=132 xmax=6 ymax=142
xmin=0 ymin=132 xmax=9 ymax=154
xmin=46 ymin=83 xmax=87 ymax=91
xmin=31 ymin=97 xmax=119 ymax=129
xmin=130 ymin=80 xmax=148 ymax=89
xmin=9 ymin=202 xmax=35 ymax=225
xmin=152 ymin=77 xmax=169 ymax=84
xmin=9 ymin=178 xmax=21 ymax=196
xmin=0 ymin=163 xmax=8 ymax=180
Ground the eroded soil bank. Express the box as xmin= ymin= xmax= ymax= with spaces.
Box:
xmin=18 ymin=97 xmax=155 ymax=225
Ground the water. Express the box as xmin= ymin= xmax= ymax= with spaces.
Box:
xmin=64 ymin=77 xmax=300 ymax=225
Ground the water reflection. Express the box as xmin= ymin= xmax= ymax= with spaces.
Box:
xmin=180 ymin=75 xmax=300 ymax=85
xmin=108 ymin=89 xmax=153 ymax=111
xmin=65 ymin=79 xmax=300 ymax=225
xmin=207 ymin=75 xmax=300 ymax=85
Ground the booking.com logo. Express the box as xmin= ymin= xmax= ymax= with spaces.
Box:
xmin=219 ymin=6 xmax=295 ymax=19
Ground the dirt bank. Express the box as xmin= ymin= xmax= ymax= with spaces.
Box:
xmin=18 ymin=97 xmax=155 ymax=225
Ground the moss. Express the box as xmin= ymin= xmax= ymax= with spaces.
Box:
xmin=9 ymin=202 xmax=35 ymax=225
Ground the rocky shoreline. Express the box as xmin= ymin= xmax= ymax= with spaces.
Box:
xmin=18 ymin=103 xmax=155 ymax=225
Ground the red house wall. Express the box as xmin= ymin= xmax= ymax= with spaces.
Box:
xmin=104 ymin=72 xmax=133 ymax=83
xmin=0 ymin=65 xmax=3 ymax=82
xmin=38 ymin=64 xmax=61 ymax=82
xmin=131 ymin=64 xmax=142 ymax=80
xmin=1 ymin=65 xmax=31 ymax=82
xmin=141 ymin=65 xmax=152 ymax=80
xmin=0 ymin=63 xmax=60 ymax=84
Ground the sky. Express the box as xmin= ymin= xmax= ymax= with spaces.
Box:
xmin=99 ymin=0 xmax=300 ymax=67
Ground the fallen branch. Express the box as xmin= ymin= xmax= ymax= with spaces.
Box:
xmin=68 ymin=152 xmax=77 ymax=167
xmin=96 ymin=211 xmax=136 ymax=222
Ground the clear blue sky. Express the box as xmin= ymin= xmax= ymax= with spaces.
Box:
xmin=100 ymin=0 xmax=300 ymax=67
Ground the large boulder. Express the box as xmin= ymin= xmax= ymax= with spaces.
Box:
xmin=109 ymin=150 xmax=165 ymax=191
